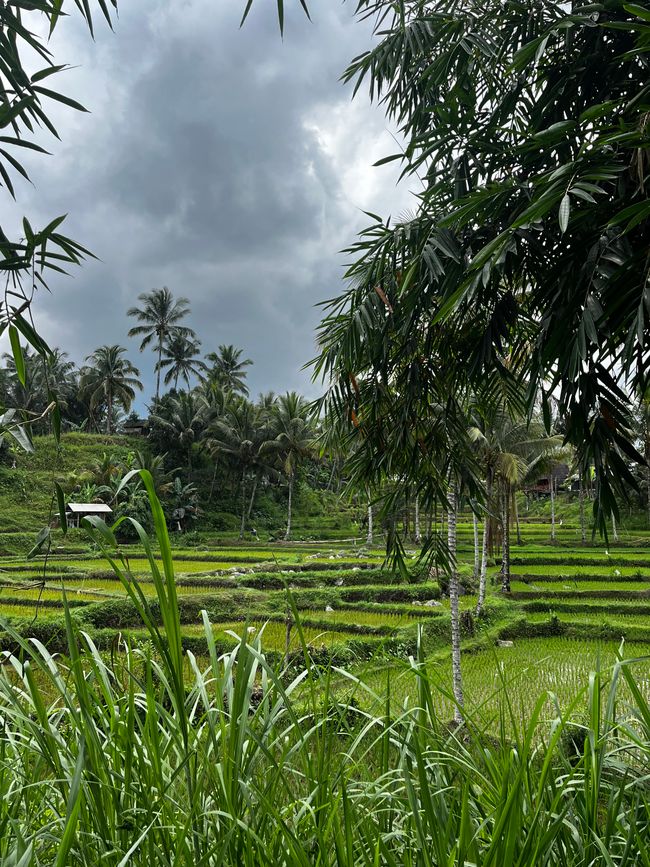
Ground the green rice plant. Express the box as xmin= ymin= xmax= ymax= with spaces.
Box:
xmin=0 ymin=603 xmax=61 ymax=619
xmin=510 ymin=579 xmax=650 ymax=594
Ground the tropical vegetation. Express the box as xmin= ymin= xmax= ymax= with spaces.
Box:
xmin=1 ymin=0 xmax=650 ymax=863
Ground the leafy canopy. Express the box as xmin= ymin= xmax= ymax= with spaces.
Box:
xmin=264 ymin=0 xmax=650 ymax=532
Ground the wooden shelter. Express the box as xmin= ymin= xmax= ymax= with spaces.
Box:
xmin=65 ymin=503 xmax=113 ymax=528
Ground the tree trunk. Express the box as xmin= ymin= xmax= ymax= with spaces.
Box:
xmin=501 ymin=485 xmax=511 ymax=593
xmin=209 ymin=462 xmax=218 ymax=502
xmin=611 ymin=511 xmax=619 ymax=542
xmin=239 ymin=472 xmax=247 ymax=539
xmin=579 ymin=475 xmax=586 ymax=543
xmin=404 ymin=493 xmax=410 ymax=538
xmin=156 ymin=336 xmax=163 ymax=403
xmin=366 ymin=500 xmax=373 ymax=545
xmin=514 ymin=491 xmax=522 ymax=544
xmin=550 ymin=475 xmax=556 ymax=541
xmin=414 ymin=494 xmax=421 ymax=544
xmin=477 ymin=517 xmax=489 ymax=615
xmin=472 ymin=511 xmax=479 ymax=579
xmin=105 ymin=387 xmax=113 ymax=435
xmin=284 ymin=474 xmax=293 ymax=541
xmin=476 ymin=470 xmax=492 ymax=615
xmin=447 ymin=480 xmax=464 ymax=722
xmin=246 ymin=474 xmax=259 ymax=520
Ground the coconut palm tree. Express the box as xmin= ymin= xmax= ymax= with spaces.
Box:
xmin=79 ymin=346 xmax=142 ymax=434
xmin=168 ymin=477 xmax=200 ymax=532
xmin=158 ymin=334 xmax=206 ymax=391
xmin=208 ymin=399 xmax=276 ymax=537
xmin=150 ymin=391 xmax=208 ymax=475
xmin=205 ymin=344 xmax=253 ymax=396
xmin=268 ymin=392 xmax=316 ymax=540
xmin=127 ymin=287 xmax=194 ymax=402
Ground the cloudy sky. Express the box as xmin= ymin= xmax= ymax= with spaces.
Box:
xmin=6 ymin=1 xmax=412 ymax=408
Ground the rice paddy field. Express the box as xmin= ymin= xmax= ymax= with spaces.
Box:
xmin=2 ymin=514 xmax=650 ymax=720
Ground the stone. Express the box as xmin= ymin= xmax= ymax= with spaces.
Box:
xmin=424 ymin=599 xmax=442 ymax=607
xmin=497 ymin=640 xmax=514 ymax=648
xmin=325 ymin=605 xmax=334 ymax=612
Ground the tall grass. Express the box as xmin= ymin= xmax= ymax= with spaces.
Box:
xmin=0 ymin=472 xmax=648 ymax=864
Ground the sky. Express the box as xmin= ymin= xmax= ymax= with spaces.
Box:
xmin=5 ymin=0 xmax=412 ymax=410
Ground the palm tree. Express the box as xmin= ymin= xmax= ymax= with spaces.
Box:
xmin=150 ymin=391 xmax=208 ymax=475
xmin=79 ymin=346 xmax=142 ymax=434
xmin=268 ymin=392 xmax=315 ymax=540
xmin=469 ymin=409 xmax=562 ymax=597
xmin=168 ymin=477 xmax=200 ymax=532
xmin=205 ymin=344 xmax=253 ymax=395
xmin=127 ymin=287 xmax=194 ymax=401
xmin=158 ymin=334 xmax=206 ymax=391
xmin=208 ymin=399 xmax=276 ymax=537
xmin=130 ymin=450 xmax=175 ymax=496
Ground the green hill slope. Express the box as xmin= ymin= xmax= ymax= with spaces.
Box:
xmin=0 ymin=433 xmax=139 ymax=546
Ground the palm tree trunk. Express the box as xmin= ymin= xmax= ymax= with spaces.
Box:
xmin=501 ymin=484 xmax=511 ymax=593
xmin=240 ymin=472 xmax=246 ymax=539
xmin=284 ymin=474 xmax=293 ymax=541
xmin=209 ymin=462 xmax=218 ymax=502
xmin=106 ymin=387 xmax=112 ymax=435
xmin=447 ymin=480 xmax=464 ymax=722
xmin=414 ymin=494 xmax=421 ymax=544
xmin=366 ymin=500 xmax=373 ymax=545
xmin=156 ymin=336 xmax=163 ymax=402
xmin=476 ymin=470 xmax=492 ymax=615
xmin=611 ymin=511 xmax=619 ymax=542
xmin=514 ymin=491 xmax=522 ymax=544
xmin=246 ymin=474 xmax=259 ymax=520
xmin=550 ymin=475 xmax=556 ymax=541
xmin=403 ymin=493 xmax=409 ymax=538
xmin=472 ymin=512 xmax=479 ymax=579
xmin=579 ymin=475 xmax=586 ymax=543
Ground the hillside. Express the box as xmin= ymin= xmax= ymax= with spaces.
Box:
xmin=0 ymin=433 xmax=138 ymax=549
xmin=0 ymin=433 xmax=359 ymax=554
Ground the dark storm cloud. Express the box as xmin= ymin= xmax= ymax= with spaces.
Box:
xmin=6 ymin=1 xmax=409 ymax=404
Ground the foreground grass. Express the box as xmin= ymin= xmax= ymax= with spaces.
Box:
xmin=2 ymin=612 xmax=650 ymax=864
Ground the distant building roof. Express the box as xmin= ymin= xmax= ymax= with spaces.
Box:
xmin=66 ymin=503 xmax=113 ymax=514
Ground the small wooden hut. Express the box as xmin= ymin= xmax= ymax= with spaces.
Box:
xmin=65 ymin=503 xmax=113 ymax=528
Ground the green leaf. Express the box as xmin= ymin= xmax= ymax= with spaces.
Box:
xmin=559 ymin=193 xmax=571 ymax=233
xmin=624 ymin=4 xmax=650 ymax=22
xmin=55 ymin=739 xmax=85 ymax=867
xmin=8 ymin=325 xmax=25 ymax=385
xmin=27 ymin=526 xmax=50 ymax=560
xmin=32 ymin=86 xmax=88 ymax=113
xmin=10 ymin=310 xmax=53 ymax=357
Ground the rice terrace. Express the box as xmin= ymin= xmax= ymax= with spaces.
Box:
xmin=2 ymin=0 xmax=650 ymax=864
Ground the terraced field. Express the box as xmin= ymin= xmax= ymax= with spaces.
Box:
xmin=1 ymin=516 xmax=650 ymax=717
